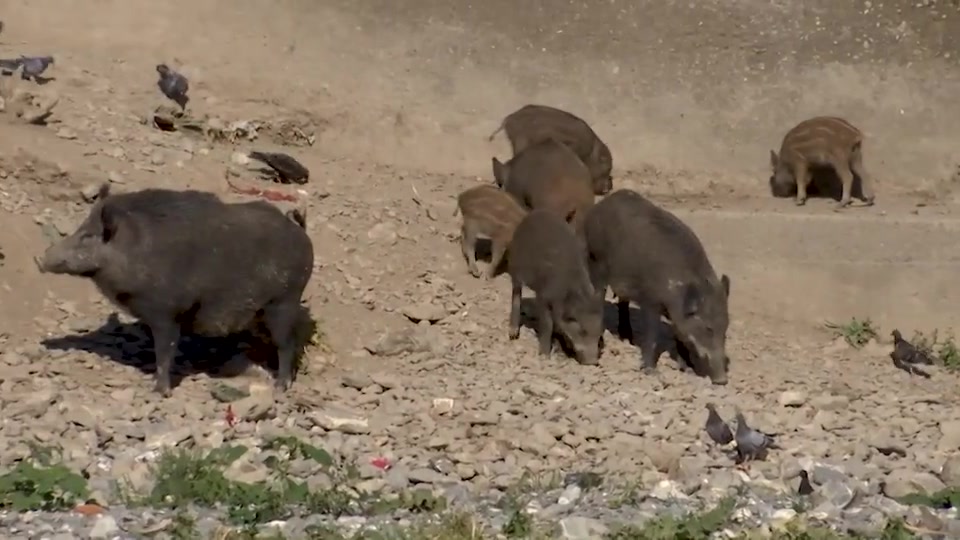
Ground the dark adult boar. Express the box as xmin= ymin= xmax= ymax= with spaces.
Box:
xmin=770 ymin=116 xmax=876 ymax=209
xmin=507 ymin=209 xmax=604 ymax=365
xmin=584 ymin=189 xmax=730 ymax=384
xmin=35 ymin=185 xmax=314 ymax=396
xmin=489 ymin=104 xmax=613 ymax=195
xmin=455 ymin=184 xmax=528 ymax=279
xmin=491 ymin=139 xmax=595 ymax=234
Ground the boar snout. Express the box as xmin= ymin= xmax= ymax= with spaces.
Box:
xmin=35 ymin=240 xmax=99 ymax=276
xmin=709 ymin=370 xmax=728 ymax=385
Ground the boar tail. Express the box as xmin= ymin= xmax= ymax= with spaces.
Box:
xmin=487 ymin=121 xmax=506 ymax=142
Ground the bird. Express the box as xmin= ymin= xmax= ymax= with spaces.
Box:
xmin=891 ymin=351 xmax=932 ymax=378
xmin=156 ymin=64 xmax=189 ymax=110
xmin=798 ymin=470 xmax=814 ymax=496
xmin=734 ymin=409 xmax=779 ymax=463
xmin=704 ymin=403 xmax=733 ymax=446
xmin=891 ymin=329 xmax=934 ymax=365
xmin=248 ymin=151 xmax=310 ymax=184
xmin=18 ymin=55 xmax=54 ymax=81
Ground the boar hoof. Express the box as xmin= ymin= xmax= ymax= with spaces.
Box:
xmin=794 ymin=198 xmax=806 ymax=206
xmin=640 ymin=365 xmax=657 ymax=375
xmin=508 ymin=328 xmax=520 ymax=340
xmin=468 ymin=265 xmax=482 ymax=278
xmin=153 ymin=381 xmax=172 ymax=398
xmin=274 ymin=378 xmax=292 ymax=393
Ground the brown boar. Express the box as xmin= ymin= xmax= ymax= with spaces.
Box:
xmin=491 ymin=139 xmax=595 ymax=234
xmin=770 ymin=116 xmax=876 ymax=209
xmin=489 ymin=104 xmax=613 ymax=195
xmin=507 ymin=209 xmax=604 ymax=366
xmin=584 ymin=189 xmax=730 ymax=385
xmin=455 ymin=184 xmax=528 ymax=279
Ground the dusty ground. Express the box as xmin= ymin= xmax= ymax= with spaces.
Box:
xmin=2 ymin=0 xmax=960 ymax=537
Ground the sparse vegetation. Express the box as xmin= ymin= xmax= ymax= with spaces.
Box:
xmin=0 ymin=446 xmax=90 ymax=512
xmin=825 ymin=317 xmax=879 ymax=348
xmin=605 ymin=496 xmax=736 ymax=539
xmin=909 ymin=329 xmax=960 ymax=369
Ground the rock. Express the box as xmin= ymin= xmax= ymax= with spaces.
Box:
xmin=778 ymin=390 xmax=807 ymax=407
xmin=557 ymin=484 xmax=582 ymax=506
xmin=559 ymin=516 xmax=609 ymax=539
xmin=211 ymin=383 xmax=250 ymax=403
xmin=309 ymin=405 xmax=370 ymax=434
xmin=80 ymin=182 xmax=106 ymax=203
xmin=940 ymin=455 xmax=960 ymax=488
xmin=367 ymin=222 xmax=398 ymax=245
xmin=88 ymin=514 xmax=119 ymax=539
xmin=55 ymin=127 xmax=78 ymax=139
xmin=402 ymin=301 xmax=448 ymax=324
xmin=938 ymin=420 xmax=960 ymax=452
xmin=817 ymin=479 xmax=856 ymax=510
xmin=408 ymin=468 xmax=447 ymax=484
xmin=232 ymin=151 xmax=251 ymax=165
xmin=365 ymin=328 xmax=438 ymax=356
xmin=882 ymin=469 xmax=946 ymax=498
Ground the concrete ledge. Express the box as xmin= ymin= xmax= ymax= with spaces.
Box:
xmin=673 ymin=209 xmax=960 ymax=331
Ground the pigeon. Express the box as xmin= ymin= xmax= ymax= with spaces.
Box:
xmin=248 ymin=151 xmax=310 ymax=184
xmin=891 ymin=351 xmax=932 ymax=378
xmin=156 ymin=64 xmax=189 ymax=110
xmin=18 ymin=55 xmax=54 ymax=81
xmin=798 ymin=470 xmax=814 ymax=496
xmin=704 ymin=403 xmax=733 ymax=446
xmin=734 ymin=409 xmax=779 ymax=463
xmin=891 ymin=330 xmax=934 ymax=365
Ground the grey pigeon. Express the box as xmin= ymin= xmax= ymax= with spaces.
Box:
xmin=156 ymin=64 xmax=189 ymax=110
xmin=704 ymin=403 xmax=733 ymax=446
xmin=18 ymin=55 xmax=54 ymax=81
xmin=798 ymin=470 xmax=814 ymax=496
xmin=891 ymin=351 xmax=932 ymax=378
xmin=248 ymin=151 xmax=310 ymax=184
xmin=734 ymin=409 xmax=779 ymax=463
xmin=891 ymin=330 xmax=934 ymax=365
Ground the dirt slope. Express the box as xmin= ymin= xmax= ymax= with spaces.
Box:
xmin=1 ymin=0 xmax=960 ymax=535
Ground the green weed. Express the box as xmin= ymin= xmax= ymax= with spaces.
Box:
xmin=825 ymin=317 xmax=879 ymax=348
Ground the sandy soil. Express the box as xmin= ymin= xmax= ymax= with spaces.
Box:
xmin=2 ymin=0 xmax=960 ymax=533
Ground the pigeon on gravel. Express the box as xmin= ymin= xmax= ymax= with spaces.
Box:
xmin=18 ymin=55 xmax=54 ymax=81
xmin=891 ymin=350 xmax=932 ymax=378
xmin=798 ymin=470 xmax=814 ymax=496
xmin=248 ymin=151 xmax=310 ymax=184
xmin=704 ymin=403 xmax=733 ymax=446
xmin=156 ymin=63 xmax=189 ymax=110
xmin=734 ymin=409 xmax=779 ymax=463
xmin=891 ymin=329 xmax=934 ymax=365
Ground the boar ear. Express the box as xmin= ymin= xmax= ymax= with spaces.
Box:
xmin=769 ymin=150 xmax=778 ymax=170
xmin=98 ymin=203 xmax=121 ymax=242
xmin=721 ymin=274 xmax=731 ymax=298
xmin=97 ymin=182 xmax=111 ymax=201
xmin=682 ymin=283 xmax=702 ymax=317
xmin=491 ymin=158 xmax=507 ymax=187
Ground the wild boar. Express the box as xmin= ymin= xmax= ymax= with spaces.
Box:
xmin=489 ymin=104 xmax=613 ymax=195
xmin=507 ymin=209 xmax=604 ymax=365
xmin=455 ymin=184 xmax=528 ymax=279
xmin=35 ymin=184 xmax=314 ymax=396
xmin=584 ymin=189 xmax=730 ymax=384
xmin=491 ymin=139 xmax=595 ymax=234
xmin=770 ymin=116 xmax=876 ymax=209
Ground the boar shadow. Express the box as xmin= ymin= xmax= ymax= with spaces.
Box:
xmin=769 ymin=167 xmax=869 ymax=202
xmin=41 ymin=308 xmax=316 ymax=391
xmin=600 ymin=300 xmax=702 ymax=374
xmin=515 ymin=297 xmax=589 ymax=361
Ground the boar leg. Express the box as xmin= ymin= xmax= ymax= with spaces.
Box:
xmin=263 ymin=300 xmax=301 ymax=392
xmin=534 ymin=297 xmax=554 ymax=357
xmin=149 ymin=321 xmax=180 ymax=397
xmin=637 ymin=306 xmax=662 ymax=373
xmin=794 ymin=165 xmax=811 ymax=206
xmin=849 ymin=149 xmax=875 ymax=205
xmin=834 ymin=159 xmax=855 ymax=210
xmin=485 ymin=240 xmax=507 ymax=280
xmin=508 ymin=277 xmax=523 ymax=340
xmin=617 ymin=301 xmax=633 ymax=342
xmin=460 ymin=223 xmax=481 ymax=278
